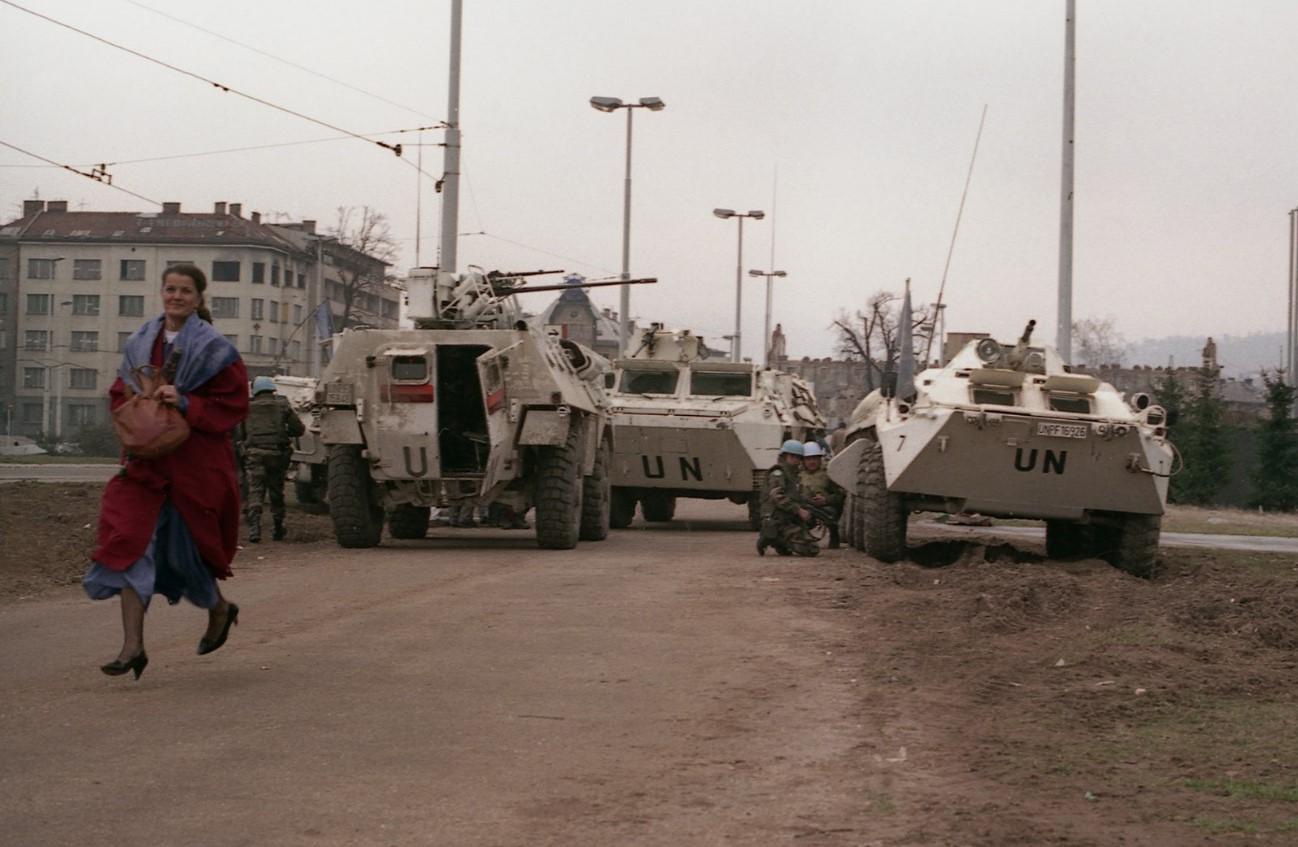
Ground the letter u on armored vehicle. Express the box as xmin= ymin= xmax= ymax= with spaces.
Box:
xmin=828 ymin=320 xmax=1175 ymax=576
xmin=314 ymin=267 xmax=654 ymax=550
xmin=606 ymin=324 xmax=825 ymax=528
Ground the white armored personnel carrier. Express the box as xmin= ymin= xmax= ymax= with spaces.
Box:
xmin=606 ymin=325 xmax=825 ymax=528
xmin=828 ymin=320 xmax=1174 ymax=576
xmin=313 ymin=267 xmax=649 ymax=549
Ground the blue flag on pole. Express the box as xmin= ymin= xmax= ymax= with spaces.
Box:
xmin=314 ymin=299 xmax=334 ymax=341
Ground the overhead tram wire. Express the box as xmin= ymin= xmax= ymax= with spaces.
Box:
xmin=0 ymin=140 xmax=160 ymax=206
xmin=0 ymin=0 xmax=433 ymax=159
xmin=123 ymin=0 xmax=440 ymax=122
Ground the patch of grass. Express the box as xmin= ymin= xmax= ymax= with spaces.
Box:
xmin=1185 ymin=779 xmax=1298 ymax=803
xmin=1191 ymin=817 xmax=1259 ymax=834
xmin=868 ymin=793 xmax=896 ymax=815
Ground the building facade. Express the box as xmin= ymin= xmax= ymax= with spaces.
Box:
xmin=532 ymin=275 xmax=624 ymax=360
xmin=0 ymin=200 xmax=398 ymax=440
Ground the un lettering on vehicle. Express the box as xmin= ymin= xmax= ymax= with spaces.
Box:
xmin=640 ymin=454 xmax=704 ymax=482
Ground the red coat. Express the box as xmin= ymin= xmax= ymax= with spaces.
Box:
xmin=93 ymin=333 xmax=249 ymax=577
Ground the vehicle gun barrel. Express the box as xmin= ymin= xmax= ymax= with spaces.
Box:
xmin=492 ymin=277 xmax=658 ymax=296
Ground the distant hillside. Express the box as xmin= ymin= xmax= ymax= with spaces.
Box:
xmin=1126 ymin=331 xmax=1287 ymax=377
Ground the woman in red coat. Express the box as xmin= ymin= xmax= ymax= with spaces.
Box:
xmin=85 ymin=264 xmax=249 ymax=680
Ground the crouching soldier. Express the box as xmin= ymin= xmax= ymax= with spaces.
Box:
xmin=799 ymin=441 xmax=845 ymax=549
xmin=757 ymin=439 xmax=820 ymax=557
xmin=238 ymin=376 xmax=305 ymax=542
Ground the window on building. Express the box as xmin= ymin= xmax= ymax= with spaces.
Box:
xmin=211 ymin=297 xmax=240 ymax=319
xmin=223 ymin=334 xmax=238 ymax=348
xmin=26 ymin=293 xmax=50 ymax=315
xmin=73 ymin=259 xmax=102 ymax=280
xmin=268 ymin=338 xmax=279 ymax=355
xmin=28 ymin=258 xmax=56 ymax=279
xmin=117 ymin=332 xmax=131 ymax=351
xmin=72 ymin=294 xmax=100 ymax=316
xmin=250 ymin=298 xmax=264 ymax=320
xmin=0 ymin=292 xmax=7 ymax=314
xmin=212 ymin=261 xmax=241 ymax=282
xmin=70 ymin=331 xmax=99 ymax=352
xmin=292 ymin=304 xmax=303 ymax=324
xmin=271 ymin=264 xmax=281 ymax=286
xmin=297 ymin=273 xmax=305 ymax=289
xmin=23 ymin=367 xmax=45 ymax=389
xmin=21 ymin=403 xmax=42 ymax=424
xmin=118 ymin=295 xmax=144 ymax=317
xmin=0 ymin=257 xmax=9 ymax=279
xmin=269 ymin=302 xmax=279 ymax=323
xmin=252 ymin=262 xmax=265 ymax=284
xmin=0 ymin=330 xmax=7 ymax=350
xmin=120 ymin=259 xmax=146 ymax=280
xmin=25 ymin=330 xmax=48 ymax=351
xmin=249 ymin=335 xmax=263 ymax=354
xmin=69 ymin=368 xmax=97 ymax=390
xmin=382 ymin=299 xmax=398 ymax=319
xmin=67 ymin=403 xmax=98 ymax=428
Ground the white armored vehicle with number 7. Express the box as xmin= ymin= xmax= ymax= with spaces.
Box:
xmin=314 ymin=268 xmax=653 ymax=550
xmin=829 ymin=320 xmax=1174 ymax=576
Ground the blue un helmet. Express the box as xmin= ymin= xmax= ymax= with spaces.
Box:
xmin=252 ymin=376 xmax=276 ymax=395
xmin=780 ymin=439 xmax=805 ymax=457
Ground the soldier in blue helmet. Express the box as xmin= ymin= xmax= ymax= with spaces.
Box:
xmin=756 ymin=439 xmax=819 ymax=557
xmin=236 ymin=376 xmax=305 ymax=542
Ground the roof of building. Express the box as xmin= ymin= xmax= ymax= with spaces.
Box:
xmin=536 ymin=276 xmax=620 ymax=343
xmin=0 ymin=207 xmax=304 ymax=254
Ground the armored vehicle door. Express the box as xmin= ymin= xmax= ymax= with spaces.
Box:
xmin=476 ymin=342 xmax=522 ymax=492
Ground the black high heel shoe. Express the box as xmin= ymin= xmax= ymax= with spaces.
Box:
xmin=101 ymin=651 xmax=148 ymax=680
xmin=197 ymin=602 xmax=239 ymax=656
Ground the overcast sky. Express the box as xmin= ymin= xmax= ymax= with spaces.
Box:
xmin=3 ymin=0 xmax=1296 ymax=360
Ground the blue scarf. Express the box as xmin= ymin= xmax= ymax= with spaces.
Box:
xmin=119 ymin=315 xmax=240 ymax=394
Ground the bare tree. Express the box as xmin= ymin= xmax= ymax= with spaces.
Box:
xmin=832 ymin=288 xmax=932 ymax=392
xmin=328 ymin=206 xmax=399 ymax=328
xmin=1072 ymin=316 xmax=1127 ymax=367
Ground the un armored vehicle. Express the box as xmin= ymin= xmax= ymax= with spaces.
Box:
xmin=314 ymin=267 xmax=648 ymax=550
xmin=828 ymin=321 xmax=1174 ymax=576
xmin=606 ymin=325 xmax=825 ymax=529
xmin=271 ymin=375 xmax=327 ymax=509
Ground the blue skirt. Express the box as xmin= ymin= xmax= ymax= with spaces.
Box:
xmin=83 ymin=501 xmax=220 ymax=610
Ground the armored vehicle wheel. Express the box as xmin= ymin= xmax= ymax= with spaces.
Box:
xmin=859 ymin=438 xmax=907 ymax=562
xmin=328 ymin=445 xmax=383 ymax=549
xmin=580 ymin=439 xmax=611 ymax=541
xmin=1045 ymin=520 xmax=1090 ymax=558
xmin=1104 ymin=513 xmax=1161 ymax=579
xmin=389 ymin=504 xmax=431 ymax=539
xmin=641 ymin=493 xmax=676 ymax=523
xmin=535 ymin=420 xmax=585 ymax=550
xmin=610 ymin=489 xmax=637 ymax=529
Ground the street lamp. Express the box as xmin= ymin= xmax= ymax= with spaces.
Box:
xmin=747 ymin=269 xmax=787 ymax=368
xmin=713 ymin=209 xmax=765 ymax=362
xmin=589 ymin=95 xmax=666 ymax=354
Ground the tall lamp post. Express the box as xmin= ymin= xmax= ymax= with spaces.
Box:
xmin=712 ymin=209 xmax=765 ymax=362
xmin=590 ymin=95 xmax=666 ymax=354
xmin=747 ymin=269 xmax=787 ymax=368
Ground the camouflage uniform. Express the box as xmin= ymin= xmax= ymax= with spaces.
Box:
xmin=799 ymin=465 xmax=845 ymax=549
xmin=757 ymin=462 xmax=819 ymax=557
xmin=238 ymin=391 xmax=305 ymax=542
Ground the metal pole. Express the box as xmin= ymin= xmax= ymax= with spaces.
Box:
xmin=438 ymin=0 xmax=463 ymax=274
xmin=763 ymin=274 xmax=773 ymax=369
xmin=311 ymin=237 xmax=323 ymax=378
xmin=415 ymin=131 xmax=423 ymax=267
xmin=1056 ymin=0 xmax=1076 ymax=363
xmin=619 ymin=107 xmax=633 ymax=353
xmin=1289 ymin=208 xmax=1298 ymax=400
xmin=41 ymin=363 xmax=50 ymax=438
xmin=733 ymin=217 xmax=744 ymax=362
xmin=54 ymin=361 xmax=62 ymax=440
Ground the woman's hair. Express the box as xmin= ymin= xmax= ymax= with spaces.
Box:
xmin=161 ymin=263 xmax=213 ymax=324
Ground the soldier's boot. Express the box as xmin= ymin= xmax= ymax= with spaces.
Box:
xmin=756 ymin=537 xmax=768 ymax=556
xmin=828 ymin=524 xmax=841 ymax=550
xmin=247 ymin=511 xmax=262 ymax=544
xmin=272 ymin=517 xmax=287 ymax=541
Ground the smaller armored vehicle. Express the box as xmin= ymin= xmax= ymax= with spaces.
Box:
xmin=271 ymin=375 xmax=327 ymax=508
xmin=828 ymin=321 xmax=1174 ymax=576
xmin=606 ymin=325 xmax=825 ymax=528
xmin=314 ymin=268 xmax=652 ymax=550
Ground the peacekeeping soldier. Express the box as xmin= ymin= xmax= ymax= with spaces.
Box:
xmin=238 ymin=376 xmax=305 ymax=543
xmin=800 ymin=441 xmax=846 ymax=549
xmin=756 ymin=439 xmax=819 ymax=558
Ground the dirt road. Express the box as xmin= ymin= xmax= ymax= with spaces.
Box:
xmin=0 ymin=463 xmax=117 ymax=483
xmin=3 ymin=499 xmax=1297 ymax=846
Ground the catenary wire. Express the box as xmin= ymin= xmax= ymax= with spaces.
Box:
xmin=123 ymin=0 xmax=440 ymax=122
xmin=0 ymin=140 xmax=160 ymax=206
xmin=0 ymin=0 xmax=414 ymax=158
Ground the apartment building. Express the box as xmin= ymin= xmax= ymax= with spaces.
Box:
xmin=0 ymin=200 xmax=397 ymax=439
